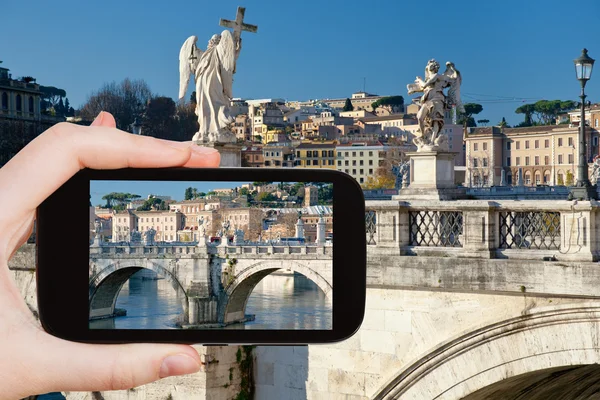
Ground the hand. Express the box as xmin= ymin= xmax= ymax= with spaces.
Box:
xmin=0 ymin=112 xmax=220 ymax=399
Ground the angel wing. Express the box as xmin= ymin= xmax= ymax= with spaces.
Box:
xmin=179 ymin=36 xmax=203 ymax=101
xmin=444 ymin=62 xmax=464 ymax=113
xmin=216 ymin=30 xmax=236 ymax=100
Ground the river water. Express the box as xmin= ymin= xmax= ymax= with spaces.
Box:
xmin=89 ymin=270 xmax=332 ymax=330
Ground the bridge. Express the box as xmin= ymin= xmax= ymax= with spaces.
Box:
xmin=88 ymin=241 xmax=332 ymax=327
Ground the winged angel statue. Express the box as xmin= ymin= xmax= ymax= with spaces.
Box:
xmin=179 ymin=31 xmax=240 ymax=143
xmin=407 ymin=59 xmax=464 ymax=151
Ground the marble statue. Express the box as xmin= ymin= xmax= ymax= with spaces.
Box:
xmin=234 ymin=228 xmax=245 ymax=244
xmin=130 ymin=229 xmax=142 ymax=243
xmin=407 ymin=59 xmax=464 ymax=151
xmin=179 ymin=7 xmax=257 ymax=144
xmin=94 ymin=220 xmax=102 ymax=237
xmin=221 ymin=219 xmax=231 ymax=236
xmin=144 ymin=228 xmax=157 ymax=245
xmin=198 ymin=216 xmax=207 ymax=237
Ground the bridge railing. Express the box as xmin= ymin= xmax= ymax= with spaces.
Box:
xmin=366 ymin=199 xmax=598 ymax=261
xmin=217 ymin=245 xmax=332 ymax=257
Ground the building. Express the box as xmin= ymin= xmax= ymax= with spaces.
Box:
xmin=233 ymin=114 xmax=251 ymax=141
xmin=359 ymin=115 xmax=418 ymax=138
xmin=241 ymin=145 xmax=264 ymax=167
xmin=567 ymin=103 xmax=600 ymax=128
xmin=249 ymin=103 xmax=285 ymax=142
xmin=464 ymin=125 xmax=599 ymax=187
xmin=111 ymin=210 xmax=137 ymax=242
xmin=284 ymin=107 xmax=318 ymax=124
xmin=220 ymin=207 xmax=264 ymax=241
xmin=294 ymin=141 xmax=337 ymax=169
xmin=303 ymin=186 xmax=318 ymax=207
xmin=135 ymin=210 xmax=184 ymax=242
xmin=262 ymin=143 xmax=295 ymax=167
xmin=262 ymin=125 xmax=287 ymax=144
xmin=339 ymin=110 xmax=376 ymax=119
xmin=321 ymin=91 xmax=391 ymax=112
xmin=0 ymin=60 xmax=64 ymax=166
xmin=335 ymin=141 xmax=385 ymax=184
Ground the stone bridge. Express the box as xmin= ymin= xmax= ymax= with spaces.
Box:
xmin=88 ymin=242 xmax=332 ymax=327
xmin=253 ymin=199 xmax=600 ymax=400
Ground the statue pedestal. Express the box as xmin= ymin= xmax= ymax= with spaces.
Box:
xmin=205 ymin=142 xmax=243 ymax=167
xmin=394 ymin=150 xmax=467 ymax=200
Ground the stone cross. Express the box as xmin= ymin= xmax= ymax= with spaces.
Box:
xmin=219 ymin=7 xmax=258 ymax=44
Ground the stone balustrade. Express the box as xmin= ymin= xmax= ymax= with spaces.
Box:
xmin=366 ymin=199 xmax=600 ymax=262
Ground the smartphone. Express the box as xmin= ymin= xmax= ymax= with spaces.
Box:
xmin=36 ymin=168 xmax=366 ymax=344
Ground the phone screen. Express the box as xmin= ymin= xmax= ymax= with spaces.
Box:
xmin=88 ymin=180 xmax=333 ymax=330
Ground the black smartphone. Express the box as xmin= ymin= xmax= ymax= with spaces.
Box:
xmin=36 ymin=167 xmax=366 ymax=344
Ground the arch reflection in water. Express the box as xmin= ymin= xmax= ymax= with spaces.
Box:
xmin=90 ymin=270 xmax=332 ymax=330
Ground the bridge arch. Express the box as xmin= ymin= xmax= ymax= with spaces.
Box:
xmin=372 ymin=302 xmax=600 ymax=399
xmin=222 ymin=260 xmax=332 ymax=324
xmin=89 ymin=259 xmax=188 ymax=323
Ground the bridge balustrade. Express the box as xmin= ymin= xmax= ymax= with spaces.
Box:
xmin=366 ymin=199 xmax=599 ymax=261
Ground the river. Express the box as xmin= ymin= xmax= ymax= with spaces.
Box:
xmin=89 ymin=270 xmax=332 ymax=330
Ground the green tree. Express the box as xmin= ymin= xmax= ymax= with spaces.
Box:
xmin=137 ymin=197 xmax=167 ymax=211
xmin=239 ymin=187 xmax=249 ymax=196
xmin=198 ymin=192 xmax=206 ymax=197
xmin=256 ymin=192 xmax=276 ymax=202
xmin=184 ymin=187 xmax=193 ymax=200
xmin=457 ymin=103 xmax=483 ymax=128
xmin=477 ymin=119 xmax=490 ymax=126
xmin=498 ymin=117 xmax=509 ymax=128
xmin=39 ymin=85 xmax=67 ymax=112
xmin=342 ymin=98 xmax=354 ymax=112
xmin=371 ymin=96 xmax=404 ymax=114
xmin=142 ymin=96 xmax=179 ymax=139
xmin=565 ymin=170 xmax=574 ymax=186
xmin=515 ymin=104 xmax=535 ymax=126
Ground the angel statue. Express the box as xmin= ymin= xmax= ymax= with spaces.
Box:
xmin=178 ymin=8 xmax=258 ymax=144
xmin=407 ymin=59 xmax=464 ymax=151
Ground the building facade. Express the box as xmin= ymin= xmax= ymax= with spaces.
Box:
xmin=294 ymin=142 xmax=336 ymax=169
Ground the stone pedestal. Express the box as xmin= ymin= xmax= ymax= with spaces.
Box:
xmin=394 ymin=150 xmax=467 ymax=200
xmin=205 ymin=142 xmax=243 ymax=167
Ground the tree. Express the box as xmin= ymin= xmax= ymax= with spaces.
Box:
xmin=565 ymin=170 xmax=574 ymax=186
xmin=79 ymin=78 xmax=152 ymax=130
xmin=184 ymin=187 xmax=193 ymax=200
xmin=477 ymin=119 xmax=490 ymax=126
xmin=342 ymin=98 xmax=354 ymax=112
xmin=457 ymin=103 xmax=483 ymax=128
xmin=498 ymin=117 xmax=508 ymax=128
xmin=101 ymin=192 xmax=140 ymax=208
xmin=515 ymin=104 xmax=535 ymax=126
xmin=239 ymin=187 xmax=249 ymax=196
xmin=39 ymin=85 xmax=67 ymax=111
xmin=143 ymin=96 xmax=179 ymax=140
xmin=371 ymin=96 xmax=404 ymax=114
xmin=256 ymin=192 xmax=276 ymax=203
xmin=137 ymin=197 xmax=167 ymax=211
xmin=362 ymin=172 xmax=396 ymax=190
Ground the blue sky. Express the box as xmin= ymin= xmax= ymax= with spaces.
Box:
xmin=2 ymin=0 xmax=599 ymax=126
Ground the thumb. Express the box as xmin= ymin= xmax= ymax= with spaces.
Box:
xmin=15 ymin=332 xmax=201 ymax=397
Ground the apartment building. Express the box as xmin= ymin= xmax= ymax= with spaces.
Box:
xmin=294 ymin=141 xmax=336 ymax=169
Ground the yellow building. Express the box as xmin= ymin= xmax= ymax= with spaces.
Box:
xmin=294 ymin=141 xmax=337 ymax=169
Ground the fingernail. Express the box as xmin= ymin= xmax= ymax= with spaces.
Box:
xmin=159 ymin=354 xmax=200 ymax=378
xmin=91 ymin=111 xmax=105 ymax=126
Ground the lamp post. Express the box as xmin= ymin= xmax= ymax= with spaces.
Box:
xmin=131 ymin=117 xmax=142 ymax=135
xmin=569 ymin=48 xmax=596 ymax=200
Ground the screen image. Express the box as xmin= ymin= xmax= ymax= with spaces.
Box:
xmin=88 ymin=180 xmax=333 ymax=330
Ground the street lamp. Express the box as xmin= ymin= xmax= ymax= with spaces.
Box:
xmin=131 ymin=117 xmax=143 ymax=135
xmin=569 ymin=48 xmax=596 ymax=200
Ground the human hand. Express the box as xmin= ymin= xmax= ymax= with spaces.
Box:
xmin=0 ymin=112 xmax=219 ymax=399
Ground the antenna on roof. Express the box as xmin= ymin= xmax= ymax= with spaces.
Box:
xmin=363 ymin=77 xmax=366 ymax=92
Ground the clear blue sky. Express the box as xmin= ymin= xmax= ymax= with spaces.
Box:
xmin=2 ymin=0 xmax=599 ymax=126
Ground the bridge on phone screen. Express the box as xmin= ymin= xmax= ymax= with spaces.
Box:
xmin=88 ymin=241 xmax=332 ymax=327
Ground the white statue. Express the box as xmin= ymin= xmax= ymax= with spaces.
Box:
xmin=179 ymin=7 xmax=257 ymax=144
xmin=407 ymin=59 xmax=463 ymax=151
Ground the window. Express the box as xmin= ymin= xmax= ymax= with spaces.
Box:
xmin=352 ymin=169 xmax=356 ymax=174
xmin=534 ymin=140 xmax=539 ymax=149
xmin=558 ymin=138 xmax=563 ymax=147
xmin=568 ymin=137 xmax=573 ymax=146
xmin=482 ymin=158 xmax=488 ymax=167
xmin=337 ymin=161 xmax=341 ymax=166
xmin=473 ymin=159 xmax=479 ymax=167
xmin=359 ymin=151 xmax=364 ymax=156
xmin=525 ymin=172 xmax=532 ymax=185
xmin=28 ymin=96 xmax=34 ymax=113
xmin=369 ymin=168 xmax=373 ymax=174
xmin=337 ymin=152 xmax=341 ymax=157
xmin=352 ymin=160 xmax=357 ymax=166
xmin=345 ymin=152 xmax=349 ymax=157
xmin=369 ymin=160 xmax=373 ymax=166
xmin=544 ymin=139 xmax=549 ymax=148
xmin=352 ymin=151 xmax=356 ymax=157
xmin=558 ymin=154 xmax=563 ymax=164
xmin=535 ymin=172 xmax=541 ymax=185
xmin=483 ymin=142 xmax=488 ymax=151
xmin=360 ymin=169 xmax=364 ymax=174
xmin=345 ymin=160 xmax=349 ymax=166
xmin=525 ymin=140 xmax=530 ymax=149
xmin=506 ymin=142 xmax=511 ymax=150
xmin=525 ymin=156 xmax=530 ymax=166
xmin=534 ymin=156 xmax=539 ymax=165
xmin=473 ymin=143 xmax=478 ymax=151
xmin=322 ymin=150 xmax=327 ymax=157
xmin=312 ymin=160 xmax=318 ymax=165
xmin=369 ymin=151 xmax=373 ymax=156
xmin=506 ymin=157 xmax=511 ymax=166
xmin=558 ymin=173 xmax=564 ymax=183
xmin=306 ymin=150 xmax=312 ymax=157
xmin=516 ymin=141 xmax=520 ymax=150
xmin=16 ymin=94 xmax=22 ymax=112
xmin=328 ymin=160 xmax=334 ymax=165
xmin=359 ymin=177 xmax=364 ymax=183
xmin=544 ymin=156 xmax=549 ymax=165
xmin=359 ymin=160 xmax=364 ymax=166
xmin=568 ymin=154 xmax=574 ymax=164
xmin=595 ymin=136 xmax=599 ymax=146
xmin=1 ymin=92 xmax=7 ymax=110
xmin=345 ymin=169 xmax=349 ymax=173
xmin=544 ymin=173 xmax=550 ymax=184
